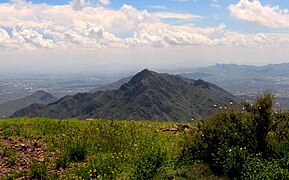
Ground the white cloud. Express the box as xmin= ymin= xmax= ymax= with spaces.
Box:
xmin=229 ymin=0 xmax=289 ymax=28
xmin=125 ymin=22 xmax=215 ymax=47
xmin=70 ymin=0 xmax=89 ymax=10
xmin=147 ymin=5 xmax=167 ymax=10
xmin=0 ymin=28 xmax=16 ymax=49
xmin=70 ymin=0 xmax=110 ymax=10
xmin=99 ymin=0 xmax=110 ymax=6
xmin=153 ymin=12 xmax=201 ymax=19
xmin=0 ymin=0 xmax=288 ymax=53
xmin=12 ymin=25 xmax=55 ymax=49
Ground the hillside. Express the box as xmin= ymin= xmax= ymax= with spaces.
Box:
xmin=12 ymin=69 xmax=239 ymax=122
xmin=0 ymin=90 xmax=58 ymax=118
xmin=90 ymin=76 xmax=132 ymax=92
xmin=0 ymin=117 xmax=225 ymax=179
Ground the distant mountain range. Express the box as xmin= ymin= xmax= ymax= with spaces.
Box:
xmin=12 ymin=69 xmax=239 ymax=122
xmin=0 ymin=90 xmax=58 ymax=118
xmin=179 ymin=63 xmax=289 ymax=107
xmin=181 ymin=63 xmax=289 ymax=81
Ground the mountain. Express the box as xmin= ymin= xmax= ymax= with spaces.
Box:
xmin=0 ymin=90 xmax=58 ymax=118
xmin=12 ymin=69 xmax=240 ymax=122
xmin=179 ymin=63 xmax=289 ymax=108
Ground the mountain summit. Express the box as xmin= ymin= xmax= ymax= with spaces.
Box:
xmin=0 ymin=90 xmax=57 ymax=118
xmin=13 ymin=70 xmax=239 ymax=122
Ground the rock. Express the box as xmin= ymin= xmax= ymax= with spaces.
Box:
xmin=184 ymin=128 xmax=191 ymax=133
xmin=160 ymin=124 xmax=193 ymax=133
xmin=160 ymin=126 xmax=170 ymax=131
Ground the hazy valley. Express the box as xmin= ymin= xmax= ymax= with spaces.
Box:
xmin=2 ymin=63 xmax=289 ymax=119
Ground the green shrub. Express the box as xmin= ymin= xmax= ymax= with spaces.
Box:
xmin=211 ymin=144 xmax=249 ymax=178
xmin=62 ymin=137 xmax=87 ymax=163
xmin=68 ymin=140 xmax=87 ymax=162
xmin=55 ymin=153 xmax=69 ymax=169
xmin=241 ymin=157 xmax=289 ymax=179
xmin=184 ymin=93 xmax=283 ymax=179
xmin=63 ymin=152 xmax=128 ymax=179
xmin=133 ymin=149 xmax=167 ymax=180
xmin=243 ymin=93 xmax=274 ymax=153
xmin=266 ymin=111 xmax=289 ymax=158
xmin=29 ymin=161 xmax=48 ymax=180
xmin=200 ymin=109 xmax=257 ymax=155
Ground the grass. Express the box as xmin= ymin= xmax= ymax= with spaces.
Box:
xmin=2 ymin=148 xmax=17 ymax=166
xmin=0 ymin=118 xmax=223 ymax=179
xmin=29 ymin=161 xmax=48 ymax=179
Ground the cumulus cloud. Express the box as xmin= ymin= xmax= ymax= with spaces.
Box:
xmin=0 ymin=28 xmax=16 ymax=49
xmin=70 ymin=0 xmax=89 ymax=10
xmin=229 ymin=0 xmax=289 ymax=28
xmin=125 ymin=22 xmax=215 ymax=47
xmin=70 ymin=0 xmax=110 ymax=10
xmin=153 ymin=12 xmax=201 ymax=19
xmin=99 ymin=0 xmax=110 ymax=6
xmin=0 ymin=0 xmax=288 ymax=52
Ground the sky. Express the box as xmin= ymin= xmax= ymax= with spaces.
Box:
xmin=0 ymin=0 xmax=289 ymax=73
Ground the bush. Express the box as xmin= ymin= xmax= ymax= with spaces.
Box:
xmin=69 ymin=155 xmax=120 ymax=179
xmin=243 ymin=93 xmax=274 ymax=153
xmin=211 ymin=144 xmax=249 ymax=178
xmin=133 ymin=149 xmax=167 ymax=180
xmin=55 ymin=153 xmax=69 ymax=169
xmin=29 ymin=161 xmax=48 ymax=180
xmin=67 ymin=139 xmax=87 ymax=162
xmin=266 ymin=111 xmax=289 ymax=158
xmin=183 ymin=93 xmax=287 ymax=179
xmin=56 ymin=137 xmax=87 ymax=169
xmin=241 ymin=157 xmax=289 ymax=179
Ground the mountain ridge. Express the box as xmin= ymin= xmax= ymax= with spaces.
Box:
xmin=0 ymin=90 xmax=58 ymax=118
xmin=13 ymin=70 xmax=240 ymax=122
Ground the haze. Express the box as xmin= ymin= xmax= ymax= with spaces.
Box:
xmin=0 ymin=0 xmax=289 ymax=73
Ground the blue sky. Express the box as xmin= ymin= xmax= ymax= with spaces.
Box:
xmin=0 ymin=0 xmax=288 ymax=72
xmin=0 ymin=0 xmax=288 ymax=33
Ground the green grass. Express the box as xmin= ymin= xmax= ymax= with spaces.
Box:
xmin=0 ymin=118 xmax=222 ymax=179
xmin=2 ymin=148 xmax=17 ymax=166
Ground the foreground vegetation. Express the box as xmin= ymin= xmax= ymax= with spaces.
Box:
xmin=0 ymin=117 xmax=220 ymax=179
xmin=1 ymin=93 xmax=289 ymax=179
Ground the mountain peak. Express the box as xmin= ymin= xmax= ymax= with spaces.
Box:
xmin=129 ymin=69 xmax=155 ymax=83
xmin=31 ymin=90 xmax=48 ymax=98
xmin=119 ymin=69 xmax=156 ymax=91
xmin=194 ymin=79 xmax=210 ymax=89
xmin=30 ymin=90 xmax=56 ymax=101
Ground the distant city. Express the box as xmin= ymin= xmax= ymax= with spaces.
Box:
xmin=0 ymin=72 xmax=123 ymax=104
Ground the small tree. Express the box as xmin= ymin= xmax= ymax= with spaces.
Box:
xmin=243 ymin=93 xmax=274 ymax=153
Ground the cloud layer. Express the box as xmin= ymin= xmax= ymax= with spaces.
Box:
xmin=0 ymin=0 xmax=288 ymax=52
xmin=229 ymin=0 xmax=289 ymax=28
